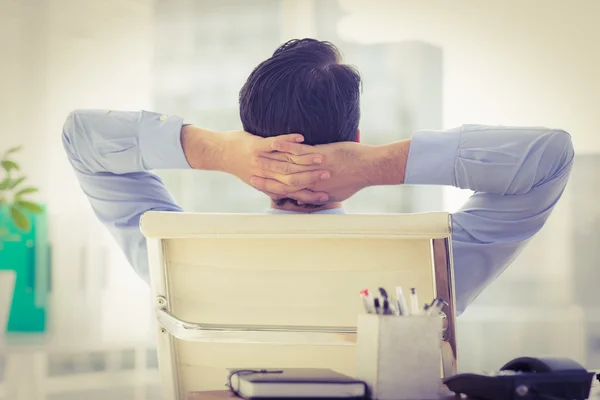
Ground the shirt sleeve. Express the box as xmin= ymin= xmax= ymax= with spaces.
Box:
xmin=404 ymin=124 xmax=575 ymax=313
xmin=62 ymin=109 xmax=191 ymax=282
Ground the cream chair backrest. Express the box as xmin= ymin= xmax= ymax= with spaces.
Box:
xmin=141 ymin=212 xmax=457 ymax=400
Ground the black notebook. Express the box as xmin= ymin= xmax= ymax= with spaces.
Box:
xmin=227 ymin=368 xmax=367 ymax=399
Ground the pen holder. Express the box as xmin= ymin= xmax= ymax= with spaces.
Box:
xmin=356 ymin=314 xmax=443 ymax=400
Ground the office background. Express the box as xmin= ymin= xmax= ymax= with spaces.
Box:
xmin=0 ymin=0 xmax=599 ymax=398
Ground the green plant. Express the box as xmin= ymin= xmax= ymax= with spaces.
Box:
xmin=0 ymin=146 xmax=43 ymax=233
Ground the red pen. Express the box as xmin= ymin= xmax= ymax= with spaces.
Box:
xmin=360 ymin=289 xmax=375 ymax=314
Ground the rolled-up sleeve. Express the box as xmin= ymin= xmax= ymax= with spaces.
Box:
xmin=62 ymin=110 xmax=189 ymax=281
xmin=405 ymin=125 xmax=574 ymax=313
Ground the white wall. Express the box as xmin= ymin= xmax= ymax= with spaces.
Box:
xmin=0 ymin=0 xmax=154 ymax=209
xmin=0 ymin=0 xmax=156 ymax=342
xmin=337 ymin=0 xmax=600 ymax=153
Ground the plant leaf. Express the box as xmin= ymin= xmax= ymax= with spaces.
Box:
xmin=1 ymin=160 xmax=19 ymax=172
xmin=15 ymin=186 xmax=37 ymax=198
xmin=8 ymin=176 xmax=25 ymax=190
xmin=15 ymin=200 xmax=43 ymax=213
xmin=5 ymin=146 xmax=22 ymax=155
xmin=10 ymin=205 xmax=30 ymax=232
xmin=0 ymin=178 xmax=10 ymax=190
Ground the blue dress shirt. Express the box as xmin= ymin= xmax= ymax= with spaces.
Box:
xmin=62 ymin=110 xmax=574 ymax=313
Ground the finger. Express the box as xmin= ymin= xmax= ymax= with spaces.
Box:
xmin=249 ymin=177 xmax=295 ymax=197
xmin=254 ymin=134 xmax=304 ymax=153
xmin=260 ymin=151 xmax=324 ymax=166
xmin=250 ymin=177 xmax=329 ymax=202
xmin=270 ymin=140 xmax=317 ymax=156
xmin=272 ymin=133 xmax=305 ymax=143
xmin=263 ymin=191 xmax=284 ymax=201
xmin=254 ymin=156 xmax=323 ymax=175
xmin=259 ymin=168 xmax=330 ymax=188
xmin=286 ymin=189 xmax=330 ymax=205
xmin=277 ymin=170 xmax=330 ymax=189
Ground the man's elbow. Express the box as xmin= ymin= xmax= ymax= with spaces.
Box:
xmin=547 ymin=129 xmax=575 ymax=176
xmin=62 ymin=111 xmax=76 ymax=144
xmin=62 ymin=110 xmax=84 ymax=163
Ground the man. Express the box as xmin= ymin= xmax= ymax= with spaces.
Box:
xmin=63 ymin=39 xmax=574 ymax=313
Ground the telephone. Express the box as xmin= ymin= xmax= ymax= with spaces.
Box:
xmin=443 ymin=357 xmax=595 ymax=400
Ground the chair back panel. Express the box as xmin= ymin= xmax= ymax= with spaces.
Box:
xmin=141 ymin=212 xmax=454 ymax=398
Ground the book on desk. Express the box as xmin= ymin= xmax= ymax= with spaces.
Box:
xmin=225 ymin=368 xmax=367 ymax=399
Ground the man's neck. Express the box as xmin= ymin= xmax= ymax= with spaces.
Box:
xmin=270 ymin=200 xmax=344 ymax=213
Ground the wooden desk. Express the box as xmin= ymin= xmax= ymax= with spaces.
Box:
xmin=187 ymin=391 xmax=236 ymax=400
xmin=187 ymin=380 xmax=600 ymax=400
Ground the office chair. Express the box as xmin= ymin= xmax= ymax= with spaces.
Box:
xmin=141 ymin=212 xmax=457 ymax=399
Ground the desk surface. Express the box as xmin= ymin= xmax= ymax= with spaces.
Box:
xmin=187 ymin=381 xmax=600 ymax=400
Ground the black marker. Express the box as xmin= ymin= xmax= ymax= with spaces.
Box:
xmin=382 ymin=299 xmax=393 ymax=315
xmin=378 ymin=287 xmax=389 ymax=299
xmin=373 ymin=298 xmax=381 ymax=315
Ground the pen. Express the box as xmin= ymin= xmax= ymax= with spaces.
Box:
xmin=378 ymin=287 xmax=389 ymax=300
xmin=427 ymin=298 xmax=445 ymax=316
xmin=391 ymin=301 xmax=400 ymax=316
xmin=360 ymin=289 xmax=375 ymax=314
xmin=379 ymin=288 xmax=400 ymax=315
xmin=379 ymin=288 xmax=396 ymax=314
xmin=395 ymin=286 xmax=408 ymax=316
xmin=382 ymin=299 xmax=393 ymax=315
xmin=410 ymin=288 xmax=420 ymax=315
xmin=373 ymin=298 xmax=381 ymax=315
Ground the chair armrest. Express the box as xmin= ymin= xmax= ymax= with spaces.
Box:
xmin=156 ymin=302 xmax=357 ymax=346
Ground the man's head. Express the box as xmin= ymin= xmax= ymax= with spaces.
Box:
xmin=239 ymin=39 xmax=361 ymax=211
xmin=239 ymin=38 xmax=361 ymax=146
